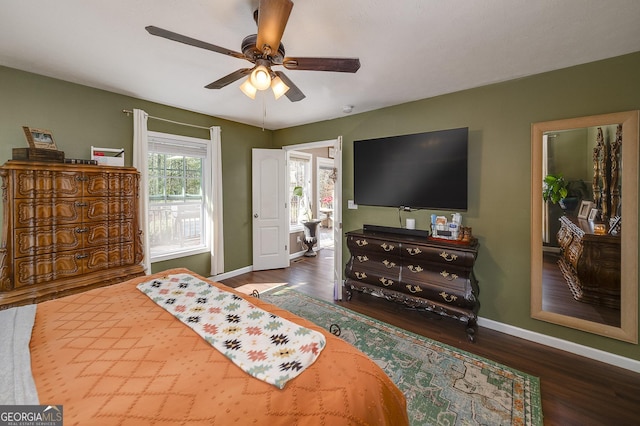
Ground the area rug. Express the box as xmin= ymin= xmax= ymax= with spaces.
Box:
xmin=261 ymin=288 xmax=543 ymax=426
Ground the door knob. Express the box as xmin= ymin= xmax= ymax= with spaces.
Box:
xmin=254 ymin=214 xmax=258 ymax=218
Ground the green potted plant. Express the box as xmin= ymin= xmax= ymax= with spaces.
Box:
xmin=543 ymin=174 xmax=568 ymax=204
xmin=543 ymin=174 xmax=588 ymax=213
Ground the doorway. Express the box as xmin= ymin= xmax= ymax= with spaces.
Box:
xmin=284 ymin=139 xmax=341 ymax=298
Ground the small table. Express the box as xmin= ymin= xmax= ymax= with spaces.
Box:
xmin=319 ymin=208 xmax=333 ymax=228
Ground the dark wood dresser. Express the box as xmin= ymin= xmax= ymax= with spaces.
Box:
xmin=344 ymin=228 xmax=480 ymax=341
xmin=557 ymin=215 xmax=620 ymax=308
xmin=0 ymin=161 xmax=145 ymax=309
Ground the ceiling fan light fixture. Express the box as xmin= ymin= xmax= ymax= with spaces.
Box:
xmin=250 ymin=65 xmax=272 ymax=90
xmin=271 ymin=76 xmax=289 ymax=100
xmin=239 ymin=78 xmax=257 ymax=99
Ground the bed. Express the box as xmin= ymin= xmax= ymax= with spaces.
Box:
xmin=19 ymin=268 xmax=407 ymax=425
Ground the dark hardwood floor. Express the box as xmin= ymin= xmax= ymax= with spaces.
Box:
xmin=220 ymin=248 xmax=640 ymax=426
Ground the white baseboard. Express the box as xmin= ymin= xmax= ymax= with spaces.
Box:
xmin=211 ymin=250 xmax=309 ymax=281
xmin=211 ymin=265 xmax=253 ymax=281
xmin=478 ymin=317 xmax=640 ymax=373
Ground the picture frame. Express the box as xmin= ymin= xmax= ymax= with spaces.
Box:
xmin=609 ymin=215 xmax=622 ymax=235
xmin=23 ymin=126 xmax=58 ymax=150
xmin=577 ymin=200 xmax=593 ymax=219
xmin=588 ymin=208 xmax=599 ymax=221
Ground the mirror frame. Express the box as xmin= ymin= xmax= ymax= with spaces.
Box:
xmin=531 ymin=110 xmax=639 ymax=343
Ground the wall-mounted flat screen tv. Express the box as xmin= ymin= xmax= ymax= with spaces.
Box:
xmin=354 ymin=127 xmax=468 ymax=210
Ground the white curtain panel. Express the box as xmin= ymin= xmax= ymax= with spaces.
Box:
xmin=210 ymin=126 xmax=224 ymax=276
xmin=132 ymin=109 xmax=151 ymax=274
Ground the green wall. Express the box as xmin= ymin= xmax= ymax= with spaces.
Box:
xmin=2 ymin=50 xmax=640 ymax=362
xmin=273 ymin=51 xmax=640 ymax=361
xmin=0 ymin=65 xmax=272 ymax=276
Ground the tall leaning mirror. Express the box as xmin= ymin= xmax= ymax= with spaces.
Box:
xmin=531 ymin=110 xmax=638 ymax=343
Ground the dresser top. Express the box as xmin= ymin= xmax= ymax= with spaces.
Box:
xmin=1 ymin=160 xmax=137 ymax=173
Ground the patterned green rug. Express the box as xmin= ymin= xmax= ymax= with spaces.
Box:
xmin=261 ymin=288 xmax=543 ymax=426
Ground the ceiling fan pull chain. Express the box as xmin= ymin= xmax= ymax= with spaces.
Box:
xmin=262 ymin=91 xmax=267 ymax=131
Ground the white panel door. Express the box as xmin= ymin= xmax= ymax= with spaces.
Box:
xmin=252 ymin=148 xmax=289 ymax=271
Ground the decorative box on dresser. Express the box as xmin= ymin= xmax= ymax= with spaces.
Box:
xmin=344 ymin=228 xmax=480 ymax=341
xmin=0 ymin=160 xmax=145 ymax=309
xmin=556 ymin=215 xmax=620 ymax=308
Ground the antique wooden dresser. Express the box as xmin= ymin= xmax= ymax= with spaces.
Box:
xmin=344 ymin=228 xmax=480 ymax=341
xmin=0 ymin=161 xmax=145 ymax=309
xmin=557 ymin=215 xmax=620 ymax=308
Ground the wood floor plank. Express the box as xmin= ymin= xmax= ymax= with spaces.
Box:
xmin=220 ymin=248 xmax=640 ymax=426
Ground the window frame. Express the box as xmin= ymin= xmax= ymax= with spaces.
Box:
xmin=147 ymin=131 xmax=212 ymax=262
xmin=288 ymin=150 xmax=312 ymax=233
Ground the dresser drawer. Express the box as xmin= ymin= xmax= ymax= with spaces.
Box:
xmin=402 ymin=242 xmax=475 ymax=268
xmin=14 ymin=241 xmax=136 ymax=287
xmin=14 ymin=198 xmax=83 ymax=227
xmin=13 ymin=170 xmax=82 ymax=199
xmin=401 ymin=269 xmax=477 ymax=308
xmin=345 ymin=258 xmax=400 ymax=291
xmin=347 ymin=235 xmax=401 ymax=257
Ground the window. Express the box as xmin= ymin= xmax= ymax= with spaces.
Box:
xmin=288 ymin=151 xmax=312 ymax=230
xmin=147 ymin=132 xmax=212 ymax=261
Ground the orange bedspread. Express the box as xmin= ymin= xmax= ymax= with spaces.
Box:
xmin=30 ymin=268 xmax=408 ymax=425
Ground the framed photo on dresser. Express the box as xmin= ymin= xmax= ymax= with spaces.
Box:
xmin=23 ymin=126 xmax=58 ymax=150
xmin=577 ymin=200 xmax=593 ymax=219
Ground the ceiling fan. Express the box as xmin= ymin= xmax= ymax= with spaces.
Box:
xmin=146 ymin=0 xmax=360 ymax=102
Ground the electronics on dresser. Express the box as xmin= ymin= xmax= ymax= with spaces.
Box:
xmin=353 ymin=127 xmax=468 ymax=210
xmin=363 ymin=224 xmax=430 ymax=238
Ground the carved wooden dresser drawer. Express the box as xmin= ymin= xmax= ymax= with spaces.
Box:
xmin=344 ymin=228 xmax=480 ymax=341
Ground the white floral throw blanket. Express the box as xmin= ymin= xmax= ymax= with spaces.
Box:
xmin=137 ymin=273 xmax=326 ymax=389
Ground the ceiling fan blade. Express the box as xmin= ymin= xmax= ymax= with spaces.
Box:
xmin=255 ymin=0 xmax=293 ymax=55
xmin=282 ymin=57 xmax=361 ymax=73
xmin=275 ymin=71 xmax=305 ymax=102
xmin=205 ymin=68 xmax=253 ymax=89
xmin=146 ymin=26 xmax=246 ymax=60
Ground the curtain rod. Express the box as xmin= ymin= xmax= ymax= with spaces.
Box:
xmin=122 ymin=109 xmax=210 ymax=130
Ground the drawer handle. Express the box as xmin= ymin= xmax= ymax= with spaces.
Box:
xmin=75 ymin=201 xmax=88 ymax=207
xmin=440 ymin=270 xmax=459 ymax=281
xmin=382 ymin=260 xmax=396 ymax=268
xmin=440 ymin=251 xmax=458 ymax=262
xmin=75 ymin=176 xmax=89 ymax=182
xmin=75 ymin=227 xmax=89 ymax=233
xmin=380 ymin=277 xmax=394 ymax=287
xmin=406 ymin=285 xmax=422 ymax=294
xmin=356 ymin=255 xmax=369 ymax=262
xmin=75 ymin=253 xmax=88 ymax=259
xmin=354 ymin=271 xmax=367 ymax=280
xmin=381 ymin=243 xmax=395 ymax=252
xmin=406 ymin=247 xmax=422 ymax=256
xmin=407 ymin=265 xmax=423 ymax=273
xmin=439 ymin=291 xmax=458 ymax=303
xmin=355 ymin=239 xmax=369 ymax=247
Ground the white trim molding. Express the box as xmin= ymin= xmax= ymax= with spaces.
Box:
xmin=478 ymin=317 xmax=640 ymax=373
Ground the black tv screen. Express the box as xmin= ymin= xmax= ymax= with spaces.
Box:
xmin=353 ymin=127 xmax=468 ymax=210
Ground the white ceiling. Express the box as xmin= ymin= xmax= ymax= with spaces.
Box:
xmin=2 ymin=0 xmax=640 ymax=130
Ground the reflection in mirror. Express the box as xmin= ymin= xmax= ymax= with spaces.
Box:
xmin=531 ymin=111 xmax=638 ymax=343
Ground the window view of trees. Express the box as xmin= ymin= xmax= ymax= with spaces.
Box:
xmin=148 ymin=153 xmax=204 ymax=258
xmin=289 ymin=154 xmax=311 ymax=226
xmin=318 ymin=165 xmax=334 ymax=209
